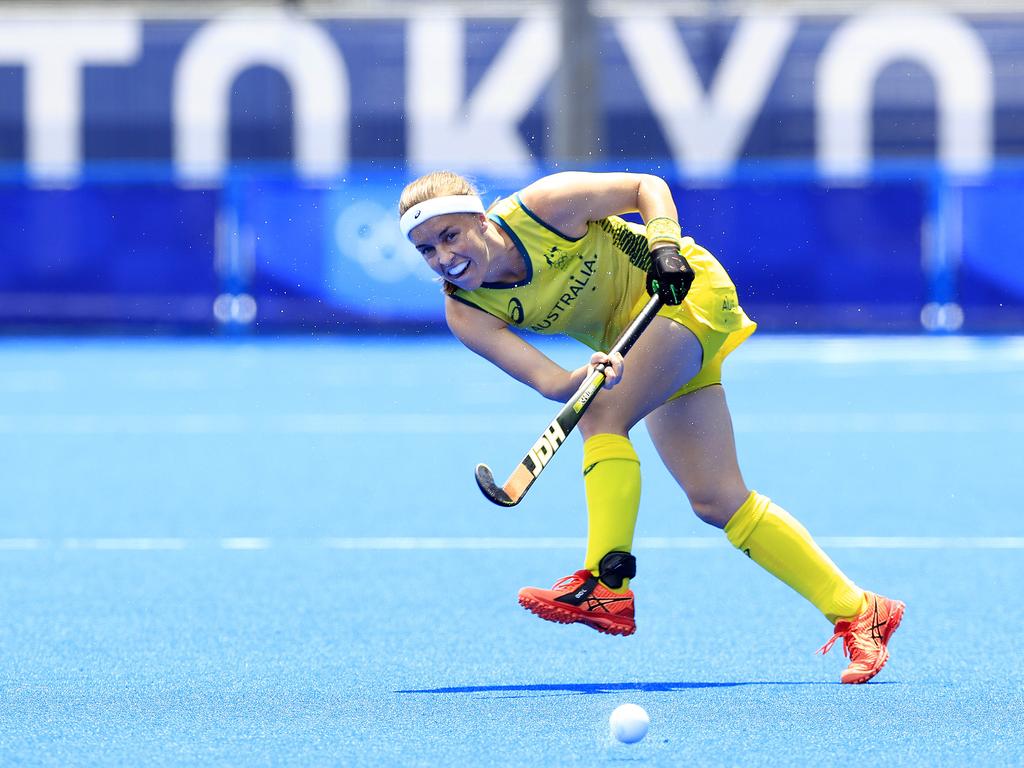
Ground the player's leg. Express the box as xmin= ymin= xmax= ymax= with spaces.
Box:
xmin=575 ymin=316 xmax=703 ymax=583
xmin=645 ymin=385 xmax=904 ymax=682
xmin=644 ymin=384 xmax=750 ymax=528
xmin=518 ymin=317 xmax=704 ymax=635
xmin=645 ymin=384 xmax=866 ymax=618
xmin=569 ymin=315 xmax=704 ymax=585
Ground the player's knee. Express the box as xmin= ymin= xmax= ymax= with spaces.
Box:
xmin=578 ymin=402 xmax=627 ymax=439
xmin=689 ymin=499 xmax=731 ymax=528
xmin=688 ymin=488 xmax=748 ymax=529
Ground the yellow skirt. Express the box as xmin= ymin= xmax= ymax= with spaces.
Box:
xmin=629 ymin=237 xmax=757 ymax=400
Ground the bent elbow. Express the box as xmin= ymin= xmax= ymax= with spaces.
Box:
xmin=536 ymin=372 xmax=570 ymax=402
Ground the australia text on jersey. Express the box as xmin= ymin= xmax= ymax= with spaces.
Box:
xmin=529 ymin=256 xmax=598 ymax=332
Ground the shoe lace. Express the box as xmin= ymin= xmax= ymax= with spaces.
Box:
xmin=552 ymin=574 xmax=584 ymax=591
xmin=817 ymin=621 xmax=852 ymax=658
xmin=817 ymin=616 xmax=878 ymax=661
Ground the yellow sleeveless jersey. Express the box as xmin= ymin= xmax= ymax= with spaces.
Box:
xmin=451 ymin=194 xmax=755 ymax=354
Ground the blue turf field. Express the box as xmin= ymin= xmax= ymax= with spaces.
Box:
xmin=1 ymin=335 xmax=1023 ymax=766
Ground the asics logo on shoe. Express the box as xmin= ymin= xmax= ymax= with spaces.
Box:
xmin=868 ymin=599 xmax=886 ymax=643
xmin=584 ymin=595 xmax=632 ymax=613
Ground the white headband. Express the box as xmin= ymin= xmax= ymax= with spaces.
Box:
xmin=399 ymin=194 xmax=486 ymax=239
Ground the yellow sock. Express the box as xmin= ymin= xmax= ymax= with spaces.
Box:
xmin=724 ymin=491 xmax=867 ymax=623
xmin=582 ymin=434 xmax=640 ymax=593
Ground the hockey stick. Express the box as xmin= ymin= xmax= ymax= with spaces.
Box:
xmin=475 ymin=293 xmax=664 ymax=507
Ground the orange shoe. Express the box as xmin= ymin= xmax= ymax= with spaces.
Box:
xmin=518 ymin=569 xmax=636 ymax=636
xmin=819 ymin=592 xmax=906 ymax=684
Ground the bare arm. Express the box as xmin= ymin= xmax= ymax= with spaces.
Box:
xmin=520 ymin=171 xmax=694 ymax=306
xmin=444 ymin=297 xmax=622 ymax=402
xmin=516 ymin=171 xmax=679 ymax=239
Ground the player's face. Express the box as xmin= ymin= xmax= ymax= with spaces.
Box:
xmin=410 ymin=213 xmax=490 ymax=289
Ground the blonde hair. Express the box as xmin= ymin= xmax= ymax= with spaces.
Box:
xmin=399 ymin=171 xmax=480 ymax=296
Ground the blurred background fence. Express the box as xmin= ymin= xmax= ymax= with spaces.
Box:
xmin=0 ymin=1 xmax=1022 ymax=334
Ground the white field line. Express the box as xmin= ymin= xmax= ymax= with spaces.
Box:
xmin=1 ymin=412 xmax=1023 ymax=434
xmin=736 ymin=336 xmax=1024 ymax=363
xmin=817 ymin=536 xmax=1024 ymax=549
xmin=0 ymin=413 xmax=530 ymax=434
xmin=61 ymin=537 xmax=187 ymax=550
xmin=0 ymin=538 xmax=45 ymax=550
xmin=734 ymin=413 xmax=1024 ymax=433
xmin=220 ymin=537 xmax=271 ymax=550
xmin=322 ymin=536 xmax=1024 ymax=551
xmin=0 ymin=536 xmax=1021 ymax=551
xmin=322 ymin=536 xmax=586 ymax=550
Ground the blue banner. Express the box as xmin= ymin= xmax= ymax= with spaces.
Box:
xmin=0 ymin=183 xmax=218 ymax=326
xmin=0 ymin=166 xmax=1019 ymax=332
xmin=958 ymin=177 xmax=1024 ymax=330
xmin=237 ymin=174 xmax=443 ymax=327
xmin=229 ymin=170 xmax=930 ymax=332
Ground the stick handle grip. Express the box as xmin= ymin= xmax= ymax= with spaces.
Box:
xmin=565 ymin=292 xmax=663 ymax=415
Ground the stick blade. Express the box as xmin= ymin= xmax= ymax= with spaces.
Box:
xmin=475 ymin=463 xmax=518 ymax=507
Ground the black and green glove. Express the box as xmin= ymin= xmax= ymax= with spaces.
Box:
xmin=645 ymin=245 xmax=694 ymax=306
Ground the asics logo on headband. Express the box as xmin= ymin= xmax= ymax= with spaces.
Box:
xmin=400 ymin=195 xmax=485 ymax=239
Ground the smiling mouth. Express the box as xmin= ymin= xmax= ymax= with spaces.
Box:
xmin=446 ymin=261 xmax=470 ymax=278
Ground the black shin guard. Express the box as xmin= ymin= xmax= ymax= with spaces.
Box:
xmin=598 ymin=551 xmax=636 ymax=590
